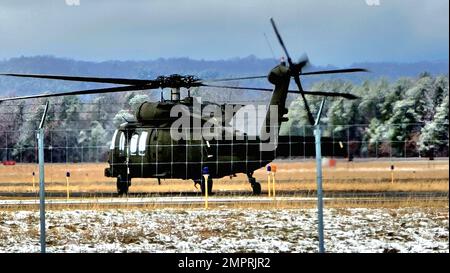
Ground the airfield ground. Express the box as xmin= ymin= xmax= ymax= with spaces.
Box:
xmin=0 ymin=159 xmax=448 ymax=198
xmin=0 ymin=159 xmax=448 ymax=253
xmin=0 ymin=207 xmax=448 ymax=253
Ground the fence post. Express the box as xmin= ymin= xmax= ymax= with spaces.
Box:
xmin=314 ymin=98 xmax=326 ymax=253
xmin=37 ymin=101 xmax=49 ymax=254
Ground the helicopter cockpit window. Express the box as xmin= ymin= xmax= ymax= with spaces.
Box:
xmin=138 ymin=131 xmax=148 ymax=156
xmin=130 ymin=134 xmax=139 ymax=155
xmin=118 ymin=132 xmax=126 ymax=152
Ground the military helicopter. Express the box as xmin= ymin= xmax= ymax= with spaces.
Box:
xmin=0 ymin=19 xmax=367 ymax=196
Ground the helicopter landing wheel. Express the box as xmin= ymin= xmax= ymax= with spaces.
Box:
xmin=247 ymin=175 xmax=261 ymax=195
xmin=251 ymin=182 xmax=262 ymax=195
xmin=200 ymin=175 xmax=214 ymax=195
xmin=116 ymin=175 xmax=130 ymax=197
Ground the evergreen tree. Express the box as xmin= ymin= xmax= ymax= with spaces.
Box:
xmin=419 ymin=95 xmax=449 ymax=156
xmin=12 ymin=100 xmax=56 ymax=162
xmin=78 ymin=121 xmax=109 ymax=162
xmin=379 ymin=78 xmax=412 ymax=122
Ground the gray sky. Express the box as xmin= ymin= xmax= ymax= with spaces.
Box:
xmin=0 ymin=0 xmax=448 ymax=66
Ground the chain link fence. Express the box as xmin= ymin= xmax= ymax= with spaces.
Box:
xmin=0 ymin=123 xmax=447 ymax=164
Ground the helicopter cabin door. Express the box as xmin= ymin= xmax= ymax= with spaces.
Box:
xmin=110 ymin=130 xmax=128 ymax=177
xmin=127 ymin=129 xmax=150 ymax=178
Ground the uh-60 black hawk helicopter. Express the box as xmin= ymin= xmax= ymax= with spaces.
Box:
xmin=0 ymin=19 xmax=367 ymax=196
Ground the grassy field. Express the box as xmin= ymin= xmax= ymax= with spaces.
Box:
xmin=0 ymin=159 xmax=448 ymax=195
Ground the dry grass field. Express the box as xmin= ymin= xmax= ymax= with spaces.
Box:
xmin=0 ymin=159 xmax=448 ymax=196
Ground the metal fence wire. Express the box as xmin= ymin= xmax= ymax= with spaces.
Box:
xmin=0 ymin=123 xmax=448 ymax=164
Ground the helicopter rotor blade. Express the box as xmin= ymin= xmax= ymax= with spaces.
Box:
xmin=0 ymin=85 xmax=153 ymax=102
xmin=204 ymin=68 xmax=368 ymax=83
xmin=301 ymin=68 xmax=368 ymax=76
xmin=205 ymin=84 xmax=274 ymax=92
xmin=270 ymin=17 xmax=315 ymax=125
xmin=270 ymin=17 xmax=293 ymax=67
xmin=292 ymin=75 xmax=315 ymax=125
xmin=205 ymin=75 xmax=267 ymax=82
xmin=204 ymin=84 xmax=358 ymax=99
xmin=302 ymin=90 xmax=359 ymax=100
xmin=0 ymin=73 xmax=155 ymax=86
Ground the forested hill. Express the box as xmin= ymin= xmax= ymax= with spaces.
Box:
xmin=0 ymin=56 xmax=448 ymax=97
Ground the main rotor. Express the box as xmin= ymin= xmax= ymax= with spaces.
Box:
xmin=0 ymin=18 xmax=368 ymax=105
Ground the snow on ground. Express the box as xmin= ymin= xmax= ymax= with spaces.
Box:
xmin=0 ymin=207 xmax=448 ymax=253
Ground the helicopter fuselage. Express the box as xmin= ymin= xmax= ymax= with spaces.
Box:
xmin=104 ymin=64 xmax=292 ymax=181
xmin=104 ymin=122 xmax=275 ymax=180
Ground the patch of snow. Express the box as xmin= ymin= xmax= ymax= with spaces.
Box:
xmin=0 ymin=207 xmax=447 ymax=253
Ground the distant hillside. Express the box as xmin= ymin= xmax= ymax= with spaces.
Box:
xmin=0 ymin=55 xmax=448 ymax=99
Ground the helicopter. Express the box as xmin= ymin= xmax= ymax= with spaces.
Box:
xmin=0 ymin=19 xmax=367 ymax=196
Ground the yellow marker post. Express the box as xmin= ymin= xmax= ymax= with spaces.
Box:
xmin=204 ymin=175 xmax=209 ymax=209
xmin=66 ymin=171 xmax=71 ymax=200
xmin=390 ymin=165 xmax=394 ymax=184
xmin=202 ymin=167 xmax=209 ymax=209
xmin=272 ymin=173 xmax=276 ymax=198
xmin=32 ymin=172 xmax=36 ymax=191
xmin=271 ymin=165 xmax=277 ymax=198
xmin=266 ymin=165 xmax=272 ymax=197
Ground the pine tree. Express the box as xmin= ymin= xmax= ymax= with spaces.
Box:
xmin=419 ymin=95 xmax=449 ymax=156
xmin=379 ymin=78 xmax=412 ymax=122
xmin=12 ymin=100 xmax=55 ymax=162
xmin=56 ymin=96 xmax=81 ymax=162
xmin=78 ymin=121 xmax=109 ymax=162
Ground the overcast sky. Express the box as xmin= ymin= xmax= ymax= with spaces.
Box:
xmin=0 ymin=0 xmax=448 ymax=66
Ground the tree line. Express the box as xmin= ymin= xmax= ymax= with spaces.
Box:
xmin=280 ymin=73 xmax=449 ymax=157
xmin=0 ymin=73 xmax=448 ymax=162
